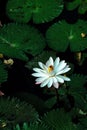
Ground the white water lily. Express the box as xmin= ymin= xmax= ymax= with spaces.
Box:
xmin=32 ymin=57 xmax=71 ymax=89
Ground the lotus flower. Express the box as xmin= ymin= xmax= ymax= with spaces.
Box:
xmin=32 ymin=57 xmax=71 ymax=89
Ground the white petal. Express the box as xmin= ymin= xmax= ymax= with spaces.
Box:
xmin=38 ymin=62 xmax=47 ymax=71
xmin=54 ymin=57 xmax=60 ymax=69
xmin=52 ymin=77 xmax=57 ymax=83
xmin=35 ymin=82 xmax=41 ymax=84
xmin=58 ymin=75 xmax=71 ymax=81
xmin=40 ymin=78 xmax=50 ymax=87
xmin=35 ymin=77 xmax=48 ymax=82
xmin=53 ymin=82 xmax=59 ymax=89
xmin=57 ymin=60 xmax=67 ymax=72
xmin=32 ymin=72 xmax=48 ymax=77
xmin=62 ymin=67 xmax=71 ymax=73
xmin=56 ymin=76 xmax=64 ymax=83
xmin=33 ymin=68 xmax=45 ymax=73
xmin=47 ymin=78 xmax=53 ymax=88
xmin=38 ymin=62 xmax=44 ymax=69
xmin=46 ymin=57 xmax=54 ymax=67
xmin=63 ymin=65 xmax=70 ymax=70
xmin=56 ymin=67 xmax=71 ymax=75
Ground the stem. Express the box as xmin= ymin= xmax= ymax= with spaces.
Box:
xmin=55 ymin=88 xmax=59 ymax=105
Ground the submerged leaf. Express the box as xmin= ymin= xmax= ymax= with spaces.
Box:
xmin=67 ymin=74 xmax=87 ymax=110
xmin=13 ymin=122 xmax=49 ymax=130
xmin=67 ymin=74 xmax=87 ymax=90
xmin=44 ymin=96 xmax=56 ymax=109
xmin=14 ymin=92 xmax=48 ymax=114
xmin=0 ymin=97 xmax=39 ymax=128
xmin=42 ymin=109 xmax=77 ymax=130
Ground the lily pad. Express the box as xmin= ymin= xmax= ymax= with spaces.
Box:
xmin=65 ymin=0 xmax=81 ymax=11
xmin=0 ymin=23 xmax=46 ymax=61
xmin=6 ymin=0 xmax=64 ymax=23
xmin=78 ymin=2 xmax=87 ymax=14
xmin=46 ymin=20 xmax=87 ymax=52
xmin=65 ymin=0 xmax=87 ymax=14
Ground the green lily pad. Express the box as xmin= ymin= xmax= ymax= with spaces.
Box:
xmin=46 ymin=20 xmax=87 ymax=52
xmin=65 ymin=0 xmax=87 ymax=14
xmin=65 ymin=0 xmax=81 ymax=11
xmin=6 ymin=0 xmax=64 ymax=23
xmin=78 ymin=2 xmax=87 ymax=14
xmin=0 ymin=23 xmax=46 ymax=61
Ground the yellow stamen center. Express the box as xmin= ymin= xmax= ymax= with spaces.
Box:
xmin=81 ymin=33 xmax=86 ymax=38
xmin=48 ymin=65 xmax=54 ymax=73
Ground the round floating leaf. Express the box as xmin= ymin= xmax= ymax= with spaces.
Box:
xmin=78 ymin=3 xmax=87 ymax=14
xmin=46 ymin=20 xmax=87 ymax=52
xmin=46 ymin=21 xmax=69 ymax=52
xmin=65 ymin=0 xmax=87 ymax=14
xmin=0 ymin=44 xmax=28 ymax=61
xmin=6 ymin=0 xmax=32 ymax=23
xmin=6 ymin=0 xmax=64 ymax=24
xmin=0 ymin=97 xmax=39 ymax=129
xmin=31 ymin=0 xmax=64 ymax=23
xmin=65 ymin=0 xmax=81 ymax=11
xmin=0 ymin=23 xmax=46 ymax=61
